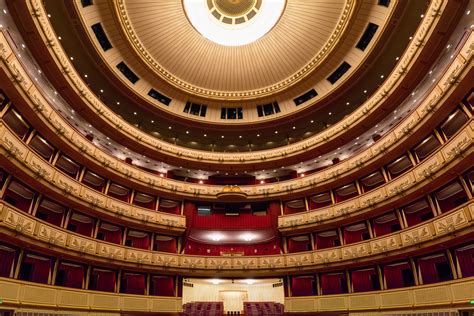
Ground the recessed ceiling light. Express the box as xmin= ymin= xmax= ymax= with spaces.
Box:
xmin=168 ymin=126 xmax=172 ymax=129
xmin=274 ymin=131 xmax=278 ymax=134
xmin=204 ymin=134 xmax=207 ymax=137
xmin=221 ymin=135 xmax=224 ymax=138
xmin=186 ymin=131 xmax=189 ymax=134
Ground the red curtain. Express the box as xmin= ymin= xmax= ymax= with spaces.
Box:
xmin=152 ymin=276 xmax=175 ymax=296
xmin=193 ymin=213 xmax=271 ymax=230
xmin=284 ymin=204 xmax=305 ymax=215
xmin=123 ymin=273 xmax=146 ymax=295
xmin=94 ymin=270 xmax=116 ymax=292
xmin=183 ymin=202 xmax=197 ymax=236
xmin=418 ymin=255 xmax=448 ymax=284
xmin=287 ymin=238 xmax=310 ymax=253
xmin=37 ymin=208 xmax=63 ymax=227
xmin=69 ymin=219 xmax=94 ymax=237
xmin=343 ymin=229 xmax=363 ymax=244
xmin=383 ymin=263 xmax=410 ymax=289
xmin=133 ymin=200 xmax=155 ymax=210
xmin=309 ymin=199 xmax=332 ymax=210
xmin=315 ymin=234 xmax=337 ymax=250
xmin=456 ymin=247 xmax=474 ymax=277
xmin=100 ymin=229 xmax=122 ymax=245
xmin=291 ymin=276 xmax=315 ymax=296
xmin=436 ymin=190 xmax=468 ymax=213
xmin=3 ymin=190 xmax=32 ymax=212
xmin=267 ymin=201 xmax=280 ymax=233
xmin=155 ymin=238 xmax=177 ymax=253
xmin=373 ymin=222 xmax=392 ymax=237
xmin=159 ymin=204 xmax=180 ymax=215
xmin=0 ymin=248 xmax=15 ymax=277
xmin=352 ymin=269 xmax=376 ymax=292
xmin=321 ymin=273 xmax=345 ymax=295
xmin=24 ymin=256 xmax=51 ymax=284
xmin=184 ymin=239 xmax=280 ymax=256
xmin=59 ymin=264 xmax=84 ymax=289
xmin=132 ymin=235 xmax=150 ymax=250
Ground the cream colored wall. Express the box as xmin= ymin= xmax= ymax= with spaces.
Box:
xmin=182 ymin=279 xmax=285 ymax=312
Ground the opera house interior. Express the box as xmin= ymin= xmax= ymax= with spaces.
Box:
xmin=0 ymin=0 xmax=473 ymax=315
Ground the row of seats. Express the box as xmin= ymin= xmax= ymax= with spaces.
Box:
xmin=183 ymin=302 xmax=223 ymax=316
xmin=243 ymin=302 xmax=284 ymax=315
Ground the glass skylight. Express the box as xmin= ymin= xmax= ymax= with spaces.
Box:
xmin=183 ymin=0 xmax=286 ymax=46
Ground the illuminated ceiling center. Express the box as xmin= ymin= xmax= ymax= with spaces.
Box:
xmin=183 ymin=0 xmax=286 ymax=46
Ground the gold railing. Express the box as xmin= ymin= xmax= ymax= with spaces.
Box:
xmin=0 ymin=277 xmax=181 ymax=313
xmin=0 ymin=199 xmax=472 ymax=274
xmin=0 ymin=112 xmax=471 ymax=232
xmin=24 ymin=0 xmax=455 ymax=165
xmin=279 ymin=120 xmax=474 ymax=230
xmin=0 ymin=126 xmax=186 ymax=232
xmin=0 ymin=28 xmax=471 ymax=199
xmin=285 ymin=277 xmax=474 ymax=313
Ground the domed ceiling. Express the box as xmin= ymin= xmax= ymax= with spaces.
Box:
xmin=118 ymin=0 xmax=350 ymax=98
xmin=19 ymin=0 xmax=440 ymax=179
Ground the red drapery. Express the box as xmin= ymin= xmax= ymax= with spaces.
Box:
xmin=373 ymin=221 xmax=393 ymax=237
xmin=192 ymin=213 xmax=271 ymax=230
xmin=418 ymin=255 xmax=449 ymax=284
xmin=133 ymin=199 xmax=155 ymax=210
xmin=159 ymin=203 xmax=180 ymax=215
xmin=343 ymin=229 xmax=364 ymax=244
xmin=99 ymin=228 xmax=122 ymax=245
xmin=315 ymin=234 xmax=338 ymax=249
xmin=3 ymin=190 xmax=32 ymax=212
xmin=436 ymin=190 xmax=468 ymax=213
xmin=309 ymin=199 xmax=332 ymax=210
xmin=151 ymin=276 xmax=175 ymax=296
xmin=383 ymin=262 xmax=411 ymax=289
xmin=0 ymin=247 xmax=15 ymax=277
xmin=128 ymin=235 xmax=150 ymax=250
xmin=287 ymin=238 xmax=311 ymax=253
xmin=59 ymin=264 xmax=84 ymax=289
xmin=320 ymin=273 xmax=345 ymax=295
xmin=155 ymin=238 xmax=177 ymax=253
xmin=183 ymin=202 xmax=197 ymax=236
xmin=352 ymin=269 xmax=376 ymax=292
xmin=456 ymin=247 xmax=474 ymax=277
xmin=283 ymin=204 xmax=305 ymax=215
xmin=69 ymin=218 xmax=94 ymax=237
xmin=24 ymin=256 xmax=51 ymax=284
xmin=37 ymin=208 xmax=63 ymax=227
xmin=184 ymin=239 xmax=280 ymax=256
xmin=93 ymin=270 xmax=116 ymax=292
xmin=291 ymin=276 xmax=315 ymax=296
xmin=122 ymin=273 xmax=146 ymax=294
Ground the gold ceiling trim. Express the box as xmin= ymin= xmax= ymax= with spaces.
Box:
xmin=22 ymin=0 xmax=455 ymax=167
xmin=112 ymin=0 xmax=356 ymax=101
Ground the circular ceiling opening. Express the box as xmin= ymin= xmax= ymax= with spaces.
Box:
xmin=183 ymin=0 xmax=286 ymax=46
